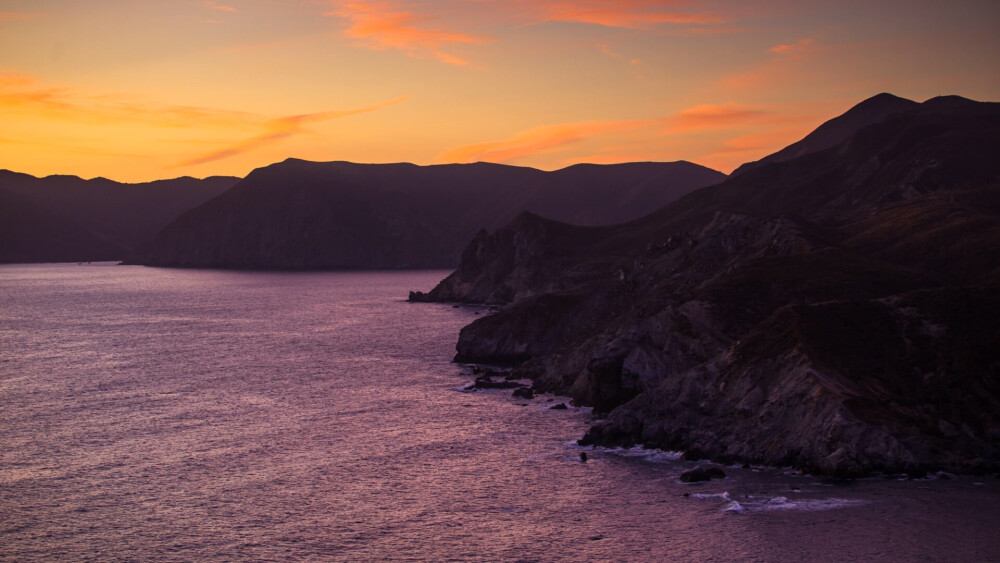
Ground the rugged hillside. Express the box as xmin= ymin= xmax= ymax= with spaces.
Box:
xmin=731 ymin=92 xmax=918 ymax=176
xmin=415 ymin=94 xmax=1000 ymax=476
xmin=0 ymin=171 xmax=238 ymax=263
xmin=136 ymin=160 xmax=725 ymax=269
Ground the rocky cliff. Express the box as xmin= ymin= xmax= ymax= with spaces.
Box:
xmin=416 ymin=94 xmax=1000 ymax=476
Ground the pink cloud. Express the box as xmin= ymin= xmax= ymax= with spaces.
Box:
xmin=518 ymin=0 xmax=725 ymax=29
xmin=439 ymin=103 xmax=773 ymax=165
xmin=327 ymin=1 xmax=490 ymax=66
xmin=204 ymin=1 xmax=238 ymax=12
xmin=438 ymin=118 xmax=664 ymax=164
xmin=769 ymin=37 xmax=814 ymax=57
xmin=326 ymin=1 xmax=728 ymax=65
xmin=667 ymin=103 xmax=768 ymax=132
xmin=176 ymin=96 xmax=408 ymax=166
xmin=716 ymin=38 xmax=820 ymax=94
xmin=438 ymin=101 xmax=825 ymax=172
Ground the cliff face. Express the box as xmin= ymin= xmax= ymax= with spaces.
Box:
xmin=138 ymin=160 xmax=725 ymax=270
xmin=419 ymin=94 xmax=1000 ymax=475
xmin=580 ymin=289 xmax=1000 ymax=476
xmin=0 ymin=171 xmax=238 ymax=263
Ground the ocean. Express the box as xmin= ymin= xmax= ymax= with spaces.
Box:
xmin=1 ymin=263 xmax=997 ymax=561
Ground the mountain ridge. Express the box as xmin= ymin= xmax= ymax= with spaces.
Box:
xmin=731 ymin=92 xmax=919 ymax=176
xmin=136 ymin=159 xmax=726 ymax=269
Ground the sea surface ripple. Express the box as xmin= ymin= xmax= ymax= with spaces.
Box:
xmin=1 ymin=263 xmax=997 ymax=562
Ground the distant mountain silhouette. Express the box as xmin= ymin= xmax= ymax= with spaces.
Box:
xmin=417 ymin=93 xmax=1000 ymax=475
xmin=136 ymin=160 xmax=725 ymax=269
xmin=0 ymin=187 xmax=116 ymax=263
xmin=0 ymin=171 xmax=238 ymax=263
xmin=731 ymin=92 xmax=918 ymax=176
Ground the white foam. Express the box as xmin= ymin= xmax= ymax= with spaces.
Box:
xmin=733 ymin=497 xmax=866 ymax=513
xmin=691 ymin=492 xmax=731 ymax=501
xmin=689 ymin=491 xmax=866 ymax=513
xmin=579 ymin=444 xmax=684 ymax=463
xmin=723 ymin=501 xmax=745 ymax=513
xmin=758 ymin=498 xmax=866 ymax=512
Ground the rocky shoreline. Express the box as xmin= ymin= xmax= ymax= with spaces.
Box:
xmin=413 ymin=94 xmax=1000 ymax=477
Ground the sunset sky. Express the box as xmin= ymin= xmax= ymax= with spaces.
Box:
xmin=1 ymin=0 xmax=998 ymax=182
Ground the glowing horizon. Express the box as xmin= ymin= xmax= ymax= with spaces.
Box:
xmin=1 ymin=0 xmax=998 ymax=182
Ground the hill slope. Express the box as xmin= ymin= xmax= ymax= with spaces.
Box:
xmin=137 ymin=160 xmax=725 ymax=269
xmin=0 ymin=171 xmax=238 ymax=263
xmin=731 ymin=92 xmax=918 ymax=176
xmin=415 ymin=94 xmax=1000 ymax=475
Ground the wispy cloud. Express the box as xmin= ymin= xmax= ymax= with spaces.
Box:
xmin=1 ymin=72 xmax=407 ymax=168
xmin=597 ymin=42 xmax=620 ymax=57
xmin=517 ymin=0 xmax=724 ymax=29
xmin=438 ymin=118 xmax=663 ymax=163
xmin=692 ymin=123 xmax=820 ymax=172
xmin=204 ymin=1 xmax=238 ymax=12
xmin=175 ymin=97 xmax=408 ymax=166
xmin=0 ymin=72 xmax=257 ymax=128
xmin=769 ymin=37 xmax=813 ymax=58
xmin=717 ymin=37 xmax=820 ymax=93
xmin=439 ymin=103 xmax=770 ymax=164
xmin=666 ymin=103 xmax=768 ymax=132
xmin=327 ymin=1 xmax=490 ymax=66
xmin=326 ymin=1 xmax=725 ymax=65
xmin=0 ymin=12 xmax=39 ymax=22
xmin=0 ymin=73 xmax=36 ymax=88
xmin=0 ymin=135 xmax=143 ymax=158
xmin=438 ymin=101 xmax=817 ymax=171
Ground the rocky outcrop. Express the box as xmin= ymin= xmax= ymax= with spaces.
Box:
xmin=409 ymin=211 xmax=621 ymax=303
xmin=679 ymin=466 xmax=727 ymax=482
xmin=418 ymin=94 xmax=1000 ymax=475
xmin=581 ymin=289 xmax=1000 ymax=476
xmin=512 ymin=387 xmax=535 ymax=399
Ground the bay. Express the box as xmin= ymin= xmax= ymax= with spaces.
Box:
xmin=1 ymin=263 xmax=997 ymax=561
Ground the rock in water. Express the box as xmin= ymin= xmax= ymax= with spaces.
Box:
xmin=680 ymin=467 xmax=727 ymax=483
xmin=469 ymin=375 xmax=526 ymax=390
xmin=512 ymin=387 xmax=534 ymax=399
xmin=704 ymin=467 xmax=727 ymax=480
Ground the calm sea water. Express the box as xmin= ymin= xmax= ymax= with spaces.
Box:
xmin=1 ymin=263 xmax=998 ymax=562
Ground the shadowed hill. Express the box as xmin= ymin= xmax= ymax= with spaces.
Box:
xmin=416 ymin=93 xmax=1000 ymax=476
xmin=0 ymin=187 xmax=118 ymax=263
xmin=137 ymin=160 xmax=725 ymax=269
xmin=731 ymin=92 xmax=918 ymax=176
xmin=0 ymin=171 xmax=238 ymax=263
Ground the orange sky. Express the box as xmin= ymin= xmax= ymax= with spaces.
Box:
xmin=1 ymin=0 xmax=998 ymax=182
